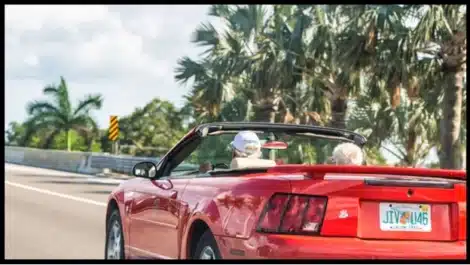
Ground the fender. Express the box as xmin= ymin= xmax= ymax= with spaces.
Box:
xmin=179 ymin=198 xmax=222 ymax=259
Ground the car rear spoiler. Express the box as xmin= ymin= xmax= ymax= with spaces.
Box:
xmin=269 ymin=165 xmax=467 ymax=181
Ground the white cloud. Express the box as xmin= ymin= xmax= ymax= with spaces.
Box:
xmin=5 ymin=4 xmax=223 ymax=128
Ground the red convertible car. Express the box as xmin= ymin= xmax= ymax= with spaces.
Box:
xmin=104 ymin=122 xmax=466 ymax=260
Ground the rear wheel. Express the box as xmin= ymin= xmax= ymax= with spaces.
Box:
xmin=105 ymin=209 xmax=124 ymax=259
xmin=193 ymin=230 xmax=222 ymax=260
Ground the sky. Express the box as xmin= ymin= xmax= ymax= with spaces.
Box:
xmin=5 ymin=4 xmax=222 ymax=129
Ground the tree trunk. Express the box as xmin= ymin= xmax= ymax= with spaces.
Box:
xmin=404 ymin=129 xmax=417 ymax=166
xmin=390 ymin=74 xmax=401 ymax=109
xmin=330 ymin=97 xmax=348 ymax=129
xmin=439 ymin=30 xmax=466 ymax=169
xmin=244 ymin=100 xmax=253 ymax=121
xmin=253 ymin=98 xmax=277 ymax=123
xmin=439 ymin=71 xmax=463 ymax=169
xmin=67 ymin=129 xmax=72 ymax=151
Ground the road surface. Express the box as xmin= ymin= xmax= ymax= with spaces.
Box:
xmin=5 ymin=163 xmax=122 ymax=259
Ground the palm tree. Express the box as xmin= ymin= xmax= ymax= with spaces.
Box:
xmin=23 ymin=76 xmax=102 ymax=151
xmin=284 ymin=5 xmax=367 ymax=129
xmin=174 ymin=5 xmax=248 ymax=122
xmin=176 ymin=5 xmax=308 ymax=123
xmin=408 ymin=5 xmax=466 ymax=169
xmin=337 ymin=5 xmax=413 ymax=107
xmin=249 ymin=5 xmax=317 ymax=123
xmin=336 ymin=4 xmax=467 ymax=169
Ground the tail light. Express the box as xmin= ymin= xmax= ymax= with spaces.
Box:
xmin=256 ymin=193 xmax=327 ymax=235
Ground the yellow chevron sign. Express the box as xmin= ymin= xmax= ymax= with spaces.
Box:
xmin=108 ymin=115 xmax=119 ymax=141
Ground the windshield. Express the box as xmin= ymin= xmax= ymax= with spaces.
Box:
xmin=173 ymin=130 xmax=359 ymax=174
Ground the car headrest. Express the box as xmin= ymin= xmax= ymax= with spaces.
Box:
xmin=230 ymin=157 xmax=277 ymax=170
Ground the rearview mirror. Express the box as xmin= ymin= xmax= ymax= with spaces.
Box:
xmin=262 ymin=141 xmax=288 ymax=150
xmin=132 ymin=162 xmax=157 ymax=178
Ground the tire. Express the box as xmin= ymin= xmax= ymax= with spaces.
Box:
xmin=105 ymin=209 xmax=125 ymax=259
xmin=193 ymin=230 xmax=222 ymax=260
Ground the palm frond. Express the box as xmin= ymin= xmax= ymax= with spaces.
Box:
xmin=73 ymin=94 xmax=103 ymax=116
xmin=192 ymin=22 xmax=219 ymax=48
xmin=174 ymin=57 xmax=208 ymax=84
xmin=57 ymin=76 xmax=72 ymax=116
xmin=26 ymin=100 xmax=62 ymax=117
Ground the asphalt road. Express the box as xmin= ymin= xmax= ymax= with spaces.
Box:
xmin=4 ymin=163 xmax=122 ymax=259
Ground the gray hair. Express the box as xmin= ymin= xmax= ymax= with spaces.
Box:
xmin=232 ymin=147 xmax=261 ymax=158
xmin=332 ymin=143 xmax=364 ymax=165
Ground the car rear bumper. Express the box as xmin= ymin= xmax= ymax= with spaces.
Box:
xmin=215 ymin=234 xmax=466 ymax=259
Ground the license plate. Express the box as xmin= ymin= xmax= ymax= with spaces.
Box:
xmin=379 ymin=202 xmax=431 ymax=232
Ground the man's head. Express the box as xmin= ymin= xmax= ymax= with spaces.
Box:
xmin=199 ymin=161 xmax=212 ymax=173
xmin=231 ymin=131 xmax=262 ymax=159
xmin=331 ymin=143 xmax=364 ymax=165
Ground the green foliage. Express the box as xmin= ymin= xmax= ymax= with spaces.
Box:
xmin=6 ymin=120 xmax=101 ymax=152
xmin=118 ymin=98 xmax=186 ymax=157
xmin=187 ymin=134 xmax=234 ymax=166
xmin=363 ymin=146 xmax=388 ymax=166
xmin=5 ymin=122 xmax=26 ymax=146
xmin=49 ymin=130 xmax=101 ymax=152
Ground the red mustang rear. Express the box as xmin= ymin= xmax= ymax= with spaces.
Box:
xmin=104 ymin=122 xmax=466 ymax=260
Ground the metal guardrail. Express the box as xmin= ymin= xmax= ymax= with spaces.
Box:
xmin=89 ymin=154 xmax=160 ymax=174
xmin=4 ymin=146 xmax=160 ymax=175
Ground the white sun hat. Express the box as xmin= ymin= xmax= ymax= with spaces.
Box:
xmin=230 ymin=131 xmax=262 ymax=158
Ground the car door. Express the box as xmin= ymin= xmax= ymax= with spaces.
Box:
xmin=128 ymin=176 xmax=190 ymax=259
xmin=128 ymin=128 xmax=224 ymax=259
xmin=127 ymin=178 xmax=153 ymax=258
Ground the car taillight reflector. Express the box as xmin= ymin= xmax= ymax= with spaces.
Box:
xmin=257 ymin=194 xmax=289 ymax=231
xmin=256 ymin=193 xmax=327 ymax=235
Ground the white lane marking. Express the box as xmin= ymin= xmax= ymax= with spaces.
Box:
xmin=84 ymin=178 xmax=123 ymax=184
xmin=5 ymin=181 xmax=107 ymax=207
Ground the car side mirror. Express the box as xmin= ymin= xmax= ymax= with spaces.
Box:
xmin=132 ymin=162 xmax=157 ymax=178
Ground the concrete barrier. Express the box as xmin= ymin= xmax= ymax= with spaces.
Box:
xmin=4 ymin=146 xmax=160 ymax=176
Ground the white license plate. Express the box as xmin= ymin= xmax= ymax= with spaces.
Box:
xmin=379 ymin=202 xmax=432 ymax=232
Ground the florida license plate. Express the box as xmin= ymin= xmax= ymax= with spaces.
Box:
xmin=379 ymin=202 xmax=432 ymax=232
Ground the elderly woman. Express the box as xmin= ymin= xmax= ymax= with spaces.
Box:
xmin=328 ymin=142 xmax=364 ymax=165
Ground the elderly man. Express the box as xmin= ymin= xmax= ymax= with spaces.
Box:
xmin=329 ymin=142 xmax=364 ymax=165
xmin=230 ymin=131 xmax=276 ymax=169
xmin=230 ymin=131 xmax=263 ymax=160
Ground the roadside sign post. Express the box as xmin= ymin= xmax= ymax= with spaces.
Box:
xmin=108 ymin=115 xmax=119 ymax=155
